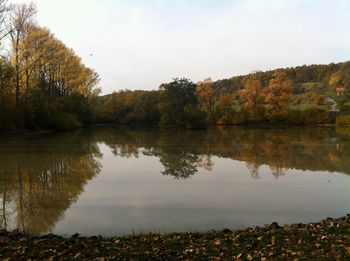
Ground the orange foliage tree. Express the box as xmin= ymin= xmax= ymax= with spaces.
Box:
xmin=240 ymin=79 xmax=266 ymax=121
xmin=216 ymin=93 xmax=235 ymax=125
xmin=265 ymin=72 xmax=293 ymax=120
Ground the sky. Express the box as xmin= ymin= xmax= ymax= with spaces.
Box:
xmin=9 ymin=0 xmax=350 ymax=94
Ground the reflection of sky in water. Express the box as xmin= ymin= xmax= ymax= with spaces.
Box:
xmin=54 ymin=143 xmax=350 ymax=236
xmin=1 ymin=127 xmax=350 ymax=236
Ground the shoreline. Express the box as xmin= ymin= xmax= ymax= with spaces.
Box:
xmin=1 ymin=122 xmax=350 ymax=135
xmin=0 ymin=129 xmax=55 ymax=137
xmin=1 ymin=215 xmax=349 ymax=260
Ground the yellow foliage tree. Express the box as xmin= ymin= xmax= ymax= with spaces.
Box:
xmin=196 ymin=79 xmax=217 ymax=124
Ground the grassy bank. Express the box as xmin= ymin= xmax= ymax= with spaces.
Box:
xmin=0 ymin=215 xmax=349 ymax=260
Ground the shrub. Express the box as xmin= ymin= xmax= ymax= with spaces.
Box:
xmin=341 ymin=102 xmax=350 ymax=113
xmin=336 ymin=115 xmax=350 ymax=125
xmin=286 ymin=108 xmax=333 ymax=124
xmin=51 ymin=112 xmax=83 ymax=131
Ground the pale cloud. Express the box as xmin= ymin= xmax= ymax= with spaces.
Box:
xmin=9 ymin=0 xmax=350 ymax=94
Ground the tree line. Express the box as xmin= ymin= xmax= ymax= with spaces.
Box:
xmin=0 ymin=0 xmax=349 ymax=131
xmin=93 ymin=61 xmax=350 ymax=128
xmin=96 ymin=127 xmax=350 ymax=179
xmin=0 ymin=1 xmax=100 ymax=131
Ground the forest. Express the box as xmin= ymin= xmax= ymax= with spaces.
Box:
xmin=0 ymin=1 xmax=100 ymax=131
xmin=0 ymin=1 xmax=349 ymax=131
xmin=93 ymin=61 xmax=350 ymax=128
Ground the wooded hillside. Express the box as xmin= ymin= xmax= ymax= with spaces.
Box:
xmin=0 ymin=0 xmax=349 ymax=130
xmin=94 ymin=61 xmax=350 ymax=127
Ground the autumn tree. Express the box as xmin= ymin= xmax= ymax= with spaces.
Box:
xmin=196 ymin=78 xmax=217 ymax=124
xmin=0 ymin=0 xmax=11 ymax=51
xmin=329 ymin=62 xmax=350 ymax=89
xmin=0 ymin=1 xmax=14 ymax=128
xmin=265 ymin=72 xmax=293 ymax=120
xmin=9 ymin=3 xmax=36 ymax=107
xmin=0 ymin=0 xmax=10 ymax=88
xmin=17 ymin=24 xmax=100 ymax=128
xmin=216 ymin=93 xmax=236 ymax=125
xmin=240 ymin=78 xmax=266 ymax=121
xmin=0 ymin=1 xmax=101 ymax=130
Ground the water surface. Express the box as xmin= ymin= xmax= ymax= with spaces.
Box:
xmin=0 ymin=126 xmax=349 ymax=236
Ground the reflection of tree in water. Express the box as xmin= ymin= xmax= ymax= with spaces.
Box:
xmin=151 ymin=132 xmax=200 ymax=179
xmin=96 ymin=126 xmax=350 ymax=180
xmin=270 ymin=166 xmax=286 ymax=179
xmin=98 ymin=128 xmax=203 ymax=179
xmin=1 ymin=126 xmax=350 ymax=233
xmin=221 ymin=127 xmax=350 ymax=177
xmin=111 ymin=144 xmax=140 ymax=158
xmin=0 ymin=131 xmax=101 ymax=234
xmin=246 ymin=162 xmax=261 ymax=179
xmin=197 ymin=155 xmax=214 ymax=171
xmin=160 ymin=151 xmax=198 ymax=179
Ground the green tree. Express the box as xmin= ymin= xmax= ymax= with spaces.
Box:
xmin=159 ymin=78 xmax=205 ymax=128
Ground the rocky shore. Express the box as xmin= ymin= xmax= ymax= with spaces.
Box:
xmin=0 ymin=215 xmax=349 ymax=260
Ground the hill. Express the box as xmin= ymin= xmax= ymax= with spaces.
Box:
xmin=93 ymin=61 xmax=350 ymax=127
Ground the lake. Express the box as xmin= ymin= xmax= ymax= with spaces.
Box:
xmin=0 ymin=126 xmax=349 ymax=236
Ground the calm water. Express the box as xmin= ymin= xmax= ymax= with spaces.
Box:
xmin=0 ymin=126 xmax=349 ymax=236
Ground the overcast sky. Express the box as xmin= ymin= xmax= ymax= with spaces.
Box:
xmin=9 ymin=0 xmax=350 ymax=94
